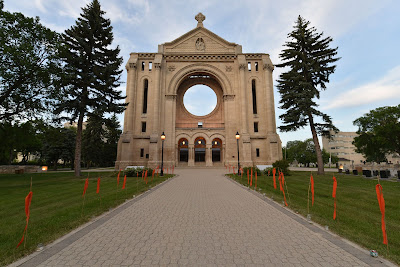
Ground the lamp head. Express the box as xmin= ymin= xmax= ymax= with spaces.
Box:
xmin=235 ymin=132 xmax=240 ymax=140
xmin=161 ymin=132 xmax=166 ymax=140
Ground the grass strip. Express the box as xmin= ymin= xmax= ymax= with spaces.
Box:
xmin=0 ymin=171 xmax=172 ymax=266
xmin=228 ymin=171 xmax=400 ymax=265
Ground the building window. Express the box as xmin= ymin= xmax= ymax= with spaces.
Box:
xmin=252 ymin=79 xmax=257 ymax=114
xmin=140 ymin=148 xmax=144 ymax=158
xmin=149 ymin=62 xmax=152 ymax=71
xmin=255 ymin=62 xmax=259 ymax=71
xmin=141 ymin=122 xmax=146 ymax=133
xmin=146 ymin=154 xmax=149 ymax=159
xmin=143 ymin=79 xmax=148 ymax=114
xmin=256 ymin=148 xmax=260 ymax=157
xmin=254 ymin=122 xmax=258 ymax=132
xmin=248 ymin=62 xmax=251 ymax=71
xmin=141 ymin=61 xmax=145 ymax=71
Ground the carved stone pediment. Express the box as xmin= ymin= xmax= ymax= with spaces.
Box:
xmin=160 ymin=27 xmax=241 ymax=55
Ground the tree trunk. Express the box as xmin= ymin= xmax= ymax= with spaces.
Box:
xmin=74 ymin=112 xmax=84 ymax=176
xmin=309 ymin=115 xmax=325 ymax=175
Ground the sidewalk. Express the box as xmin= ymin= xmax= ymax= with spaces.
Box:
xmin=12 ymin=168 xmax=393 ymax=266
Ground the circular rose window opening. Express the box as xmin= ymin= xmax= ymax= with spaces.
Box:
xmin=183 ymin=85 xmax=217 ymax=116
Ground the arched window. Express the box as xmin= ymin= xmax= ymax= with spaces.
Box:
xmin=143 ymin=79 xmax=148 ymax=114
xmin=252 ymin=79 xmax=257 ymax=114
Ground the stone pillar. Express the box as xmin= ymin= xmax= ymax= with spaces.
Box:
xmin=148 ymin=57 xmax=162 ymax=167
xmin=238 ymin=56 xmax=252 ymax=166
xmin=125 ymin=55 xmax=138 ymax=133
xmin=206 ymin=143 xmax=212 ymax=166
xmin=263 ymin=60 xmax=276 ymax=133
xmin=188 ymin=144 xmax=194 ymax=166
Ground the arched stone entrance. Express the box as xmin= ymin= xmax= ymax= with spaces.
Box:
xmin=212 ymin=138 xmax=222 ymax=163
xmin=178 ymin=138 xmax=189 ymax=163
xmin=194 ymin=137 xmax=206 ymax=163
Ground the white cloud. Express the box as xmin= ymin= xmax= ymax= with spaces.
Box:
xmin=324 ymin=65 xmax=400 ymax=109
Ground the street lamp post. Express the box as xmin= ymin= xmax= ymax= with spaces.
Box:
xmin=236 ymin=132 xmax=240 ymax=174
xmin=161 ymin=132 xmax=165 ymax=176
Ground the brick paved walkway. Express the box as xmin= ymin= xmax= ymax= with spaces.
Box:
xmin=14 ymin=168 xmax=392 ymax=266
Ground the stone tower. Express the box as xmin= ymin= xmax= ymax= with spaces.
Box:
xmin=115 ymin=13 xmax=282 ymax=169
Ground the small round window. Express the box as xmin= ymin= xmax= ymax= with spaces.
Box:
xmin=183 ymin=85 xmax=217 ymax=116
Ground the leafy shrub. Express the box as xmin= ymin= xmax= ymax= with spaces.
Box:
xmin=124 ymin=167 xmax=154 ymax=177
xmin=272 ymin=160 xmax=290 ymax=175
xmin=263 ymin=167 xmax=274 ymax=175
xmin=241 ymin=166 xmax=261 ymax=176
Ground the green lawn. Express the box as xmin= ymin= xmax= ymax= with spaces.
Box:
xmin=228 ymin=171 xmax=400 ymax=265
xmin=0 ymin=171 xmax=172 ymax=266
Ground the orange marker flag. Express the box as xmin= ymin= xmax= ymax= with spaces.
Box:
xmin=82 ymin=178 xmax=89 ymax=196
xmin=376 ymin=184 xmax=388 ymax=245
xmin=241 ymin=168 xmax=243 ymax=179
xmin=17 ymin=191 xmax=33 ymax=248
xmin=255 ymin=171 xmax=257 ymax=189
xmin=250 ymin=168 xmax=253 ymax=186
xmin=122 ymin=175 xmax=127 ymax=189
xmin=310 ymin=174 xmax=314 ymax=206
xmin=332 ymin=176 xmax=337 ymax=220
xmin=278 ymin=172 xmax=288 ymax=206
xmin=247 ymin=169 xmax=249 ymax=184
xmin=96 ymin=177 xmax=100 ymax=194
xmin=273 ymin=168 xmax=276 ymax=189
xmin=117 ymin=170 xmax=121 ymax=185
xmin=152 ymin=169 xmax=155 ymax=179
xmin=145 ymin=170 xmax=148 ymax=184
xmin=279 ymin=172 xmax=283 ymax=192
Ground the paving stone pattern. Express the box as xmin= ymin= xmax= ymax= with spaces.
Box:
xmin=21 ymin=169 xmax=387 ymax=266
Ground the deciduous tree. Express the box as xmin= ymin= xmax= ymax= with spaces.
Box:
xmin=0 ymin=3 xmax=61 ymax=121
xmin=276 ymin=16 xmax=340 ymax=174
xmin=353 ymin=105 xmax=400 ymax=163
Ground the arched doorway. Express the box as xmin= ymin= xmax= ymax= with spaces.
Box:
xmin=194 ymin=137 xmax=206 ymax=162
xmin=212 ymin=138 xmax=222 ymax=162
xmin=178 ymin=138 xmax=189 ymax=162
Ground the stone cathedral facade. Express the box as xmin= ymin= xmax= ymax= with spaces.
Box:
xmin=115 ymin=13 xmax=282 ymax=170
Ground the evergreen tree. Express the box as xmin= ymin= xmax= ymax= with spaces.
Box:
xmin=103 ymin=114 xmax=121 ymax=166
xmin=276 ymin=16 xmax=340 ymax=175
xmin=55 ymin=0 xmax=126 ymax=176
xmin=82 ymin=112 xmax=105 ymax=168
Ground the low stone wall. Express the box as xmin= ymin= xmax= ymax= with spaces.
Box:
xmin=0 ymin=165 xmax=42 ymax=174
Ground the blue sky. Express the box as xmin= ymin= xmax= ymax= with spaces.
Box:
xmin=4 ymin=0 xmax=400 ymax=146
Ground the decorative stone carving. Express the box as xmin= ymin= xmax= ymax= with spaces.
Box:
xmin=239 ymin=63 xmax=247 ymax=70
xmin=154 ymin=63 xmax=161 ymax=69
xmin=195 ymin=38 xmax=205 ymax=51
xmin=223 ymin=95 xmax=235 ymax=101
xmin=263 ymin=63 xmax=274 ymax=71
xmin=195 ymin=12 xmax=206 ymax=27
xmin=168 ymin=65 xmax=176 ymax=72
xmin=129 ymin=63 xmax=137 ymax=69
xmin=225 ymin=65 xmax=232 ymax=72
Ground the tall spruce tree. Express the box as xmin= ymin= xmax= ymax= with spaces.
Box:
xmin=55 ymin=0 xmax=126 ymax=176
xmin=276 ymin=16 xmax=340 ymax=175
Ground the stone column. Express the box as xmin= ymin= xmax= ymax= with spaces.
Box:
xmin=263 ymin=61 xmax=276 ymax=133
xmin=238 ymin=56 xmax=252 ymax=166
xmin=148 ymin=58 xmax=162 ymax=168
xmin=188 ymin=144 xmax=194 ymax=166
xmin=206 ymin=143 xmax=212 ymax=166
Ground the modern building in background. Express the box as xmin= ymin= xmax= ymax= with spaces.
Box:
xmin=322 ymin=131 xmax=400 ymax=166
xmin=115 ymin=13 xmax=282 ymax=169
xmin=322 ymin=131 xmax=364 ymax=166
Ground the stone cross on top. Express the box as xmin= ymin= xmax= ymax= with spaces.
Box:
xmin=195 ymin=12 xmax=205 ymax=27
